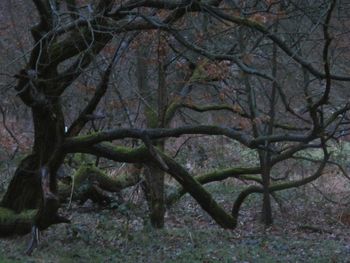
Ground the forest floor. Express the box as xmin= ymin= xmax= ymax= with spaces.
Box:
xmin=0 ymin=183 xmax=349 ymax=263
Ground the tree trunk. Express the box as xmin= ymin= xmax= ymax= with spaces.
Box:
xmin=143 ymin=163 xmax=165 ymax=228
xmin=260 ymin=160 xmax=273 ymax=226
xmin=1 ymin=154 xmax=41 ymax=212
xmin=142 ymin=140 xmax=166 ymax=228
xmin=136 ymin=42 xmax=167 ymax=228
xmin=1 ymin=100 xmax=66 ymax=229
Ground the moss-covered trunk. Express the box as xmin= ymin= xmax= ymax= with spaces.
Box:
xmin=136 ymin=42 xmax=167 ymax=228
xmin=1 ymin=100 xmax=66 ymax=231
xmin=143 ymin=163 xmax=165 ymax=228
xmin=1 ymin=154 xmax=41 ymax=212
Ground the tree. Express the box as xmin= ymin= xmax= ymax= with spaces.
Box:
xmin=1 ymin=0 xmax=350 ymax=251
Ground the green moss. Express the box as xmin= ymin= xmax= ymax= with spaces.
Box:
xmin=74 ymin=165 xmax=110 ymax=187
xmin=0 ymin=207 xmax=16 ymax=221
xmin=190 ymin=61 xmax=208 ymax=82
xmin=164 ymin=102 xmax=180 ymax=125
xmin=106 ymin=143 xmax=145 ymax=154
xmin=71 ymin=132 xmax=99 ymax=142
xmin=197 ymin=167 xmax=261 ymax=185
xmin=0 ymin=207 xmax=37 ymax=223
xmin=0 ymin=207 xmax=37 ymax=236
xmin=145 ymin=109 xmax=158 ymax=128
xmin=101 ymin=142 xmax=149 ymax=161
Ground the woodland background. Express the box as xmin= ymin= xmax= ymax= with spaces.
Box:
xmin=0 ymin=0 xmax=350 ymax=262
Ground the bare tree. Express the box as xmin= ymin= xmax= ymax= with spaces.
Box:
xmin=0 ymin=1 xmax=349 ymax=252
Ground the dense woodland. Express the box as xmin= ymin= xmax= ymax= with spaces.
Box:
xmin=0 ymin=0 xmax=350 ymax=261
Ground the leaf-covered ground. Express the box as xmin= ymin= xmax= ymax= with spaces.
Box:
xmin=0 ymin=183 xmax=349 ymax=263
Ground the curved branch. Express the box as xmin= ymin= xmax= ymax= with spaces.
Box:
xmin=63 ymin=125 xmax=252 ymax=150
xmin=231 ymin=151 xmax=329 ymax=221
xmin=166 ymin=102 xmax=310 ymax=131
xmin=167 ymin=166 xmax=261 ymax=205
xmin=71 ymin=142 xmax=237 ymax=229
xmin=69 ymin=142 xmax=149 ymax=163
xmin=151 ymin=149 xmax=237 ymax=229
xmin=66 ymin=42 xmax=123 ymax=136
xmin=63 ymin=124 xmax=320 ymax=152
xmin=312 ymin=0 xmax=336 ymax=109
xmin=231 ymin=185 xmax=261 ymax=220
xmin=172 ymin=103 xmax=247 ymax=115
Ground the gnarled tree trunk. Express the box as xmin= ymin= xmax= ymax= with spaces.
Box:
xmin=1 ymin=99 xmax=66 ymax=230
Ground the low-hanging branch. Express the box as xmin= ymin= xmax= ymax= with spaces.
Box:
xmin=166 ymin=166 xmax=262 ymax=205
xmin=166 ymin=101 xmax=310 ymax=132
xmin=150 ymin=148 xmax=237 ymax=229
xmin=72 ymin=142 xmax=237 ymax=229
xmin=231 ymin=151 xmax=329 ymax=221
xmin=63 ymin=125 xmax=315 ymax=151
xmin=63 ymin=125 xmax=252 ymax=150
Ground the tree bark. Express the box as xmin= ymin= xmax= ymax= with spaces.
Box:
xmin=143 ymin=163 xmax=165 ymax=228
xmin=1 ymin=100 xmax=65 ymax=229
xmin=58 ymin=164 xmax=141 ymax=204
xmin=260 ymin=164 xmax=273 ymax=226
xmin=136 ymin=43 xmax=166 ymax=228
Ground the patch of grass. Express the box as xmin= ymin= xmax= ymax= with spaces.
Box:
xmin=0 ymin=256 xmax=22 ymax=263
